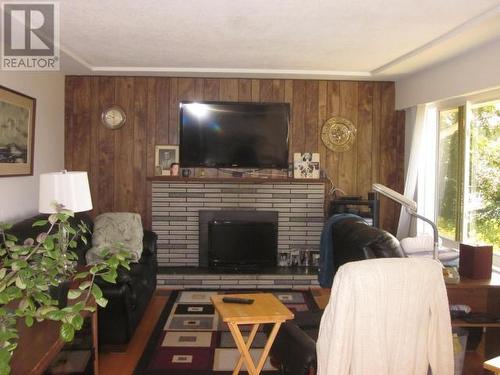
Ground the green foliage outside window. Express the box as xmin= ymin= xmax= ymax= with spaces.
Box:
xmin=437 ymin=102 xmax=499 ymax=253
xmin=468 ymin=103 xmax=499 ymax=253
xmin=437 ymin=109 xmax=459 ymax=240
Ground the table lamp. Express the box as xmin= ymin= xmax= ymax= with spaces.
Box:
xmin=39 ymin=170 xmax=93 ymax=213
xmin=39 ymin=170 xmax=93 ymax=274
xmin=372 ymin=183 xmax=439 ymax=260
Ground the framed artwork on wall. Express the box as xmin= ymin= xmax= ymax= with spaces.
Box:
xmin=155 ymin=145 xmax=179 ymax=176
xmin=0 ymin=85 xmax=36 ymax=177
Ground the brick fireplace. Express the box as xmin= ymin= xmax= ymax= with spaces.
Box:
xmin=151 ymin=179 xmax=325 ymax=268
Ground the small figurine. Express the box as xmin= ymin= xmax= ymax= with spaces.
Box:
xmin=170 ymin=162 xmax=180 ymax=176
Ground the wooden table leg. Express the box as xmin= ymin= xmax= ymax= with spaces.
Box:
xmin=228 ymin=322 xmax=258 ymax=375
xmin=233 ymin=323 xmax=260 ymax=374
xmin=92 ymin=308 xmax=99 ymax=375
xmin=227 ymin=321 xmax=284 ymax=375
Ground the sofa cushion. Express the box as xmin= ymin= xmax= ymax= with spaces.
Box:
xmin=86 ymin=212 xmax=143 ymax=264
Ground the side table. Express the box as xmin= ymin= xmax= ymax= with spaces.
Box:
xmin=484 ymin=356 xmax=500 ymax=374
xmin=10 ymin=281 xmax=99 ymax=375
xmin=211 ymin=293 xmax=294 ymax=375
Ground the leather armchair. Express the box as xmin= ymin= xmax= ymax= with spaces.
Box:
xmin=332 ymin=217 xmax=406 ymax=271
xmin=270 ymin=216 xmax=405 ymax=375
xmin=95 ymin=229 xmax=157 ymax=346
xmin=5 ymin=213 xmax=157 ymax=347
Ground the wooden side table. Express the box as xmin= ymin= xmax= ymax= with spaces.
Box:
xmin=10 ymin=308 xmax=98 ymax=375
xmin=211 ymin=293 xmax=294 ymax=375
xmin=447 ymin=273 xmax=500 ymax=360
xmin=484 ymin=356 xmax=500 ymax=374
xmin=10 ymin=278 xmax=99 ymax=375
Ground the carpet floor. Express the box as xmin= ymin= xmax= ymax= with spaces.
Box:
xmin=134 ymin=289 xmax=319 ymax=375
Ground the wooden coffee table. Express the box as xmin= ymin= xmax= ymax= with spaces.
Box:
xmin=211 ymin=293 xmax=294 ymax=375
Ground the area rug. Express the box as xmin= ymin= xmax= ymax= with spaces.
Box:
xmin=134 ymin=289 xmax=319 ymax=375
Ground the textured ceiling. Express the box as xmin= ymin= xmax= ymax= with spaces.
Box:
xmin=58 ymin=0 xmax=500 ymax=79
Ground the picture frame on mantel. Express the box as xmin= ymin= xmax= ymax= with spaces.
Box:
xmin=0 ymin=85 xmax=36 ymax=177
xmin=155 ymin=145 xmax=179 ymax=176
xmin=293 ymin=152 xmax=320 ymax=179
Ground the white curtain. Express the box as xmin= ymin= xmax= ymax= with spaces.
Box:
xmin=416 ymin=107 xmax=437 ymax=236
xmin=396 ymin=105 xmax=426 ymax=239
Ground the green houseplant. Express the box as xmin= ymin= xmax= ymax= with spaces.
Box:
xmin=0 ymin=205 xmax=130 ymax=375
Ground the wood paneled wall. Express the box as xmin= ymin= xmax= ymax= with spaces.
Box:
xmin=65 ymin=77 xmax=404 ymax=232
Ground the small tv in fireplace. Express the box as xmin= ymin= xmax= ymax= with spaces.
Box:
xmin=179 ymin=101 xmax=289 ymax=169
xmin=208 ymin=220 xmax=277 ymax=269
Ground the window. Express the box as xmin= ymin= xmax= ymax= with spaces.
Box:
xmin=464 ymin=100 xmax=499 ymax=253
xmin=437 ymin=108 xmax=462 ymax=241
xmin=432 ymin=97 xmax=499 ymax=256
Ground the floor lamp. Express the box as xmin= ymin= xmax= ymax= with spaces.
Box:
xmin=372 ymin=183 xmax=439 ymax=261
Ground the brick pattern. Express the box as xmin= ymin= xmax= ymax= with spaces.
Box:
xmin=157 ymin=273 xmax=319 ymax=289
xmin=152 ymin=181 xmax=325 ymax=266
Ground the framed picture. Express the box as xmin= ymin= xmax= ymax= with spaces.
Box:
xmin=293 ymin=152 xmax=320 ymax=179
xmin=155 ymin=145 xmax=179 ymax=176
xmin=0 ymin=85 xmax=36 ymax=177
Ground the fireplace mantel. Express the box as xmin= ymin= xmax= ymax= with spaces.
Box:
xmin=148 ymin=176 xmax=327 ymax=183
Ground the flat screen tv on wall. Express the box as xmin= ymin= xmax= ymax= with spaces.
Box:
xmin=179 ymin=101 xmax=289 ymax=168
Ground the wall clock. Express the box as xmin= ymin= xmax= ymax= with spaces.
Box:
xmin=321 ymin=116 xmax=356 ymax=152
xmin=101 ymin=105 xmax=126 ymax=129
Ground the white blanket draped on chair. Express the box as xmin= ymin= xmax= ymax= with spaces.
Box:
xmin=317 ymin=258 xmax=454 ymax=375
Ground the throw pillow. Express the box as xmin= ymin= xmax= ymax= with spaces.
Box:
xmin=86 ymin=212 xmax=143 ymax=264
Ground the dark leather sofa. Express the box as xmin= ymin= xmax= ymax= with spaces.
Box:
xmin=4 ymin=213 xmax=157 ymax=347
xmin=270 ymin=216 xmax=405 ymax=375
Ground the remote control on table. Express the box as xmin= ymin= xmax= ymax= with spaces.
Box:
xmin=222 ymin=297 xmax=254 ymax=304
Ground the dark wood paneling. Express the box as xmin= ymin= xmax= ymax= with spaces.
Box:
xmin=204 ymin=79 xmax=219 ymax=100
xmin=89 ymin=77 xmax=100 ymax=211
xmin=65 ymin=76 xmax=404 ymax=232
xmin=291 ymin=80 xmax=306 ymax=156
xmin=304 ymin=81 xmax=319 ymax=153
xmin=219 ymin=79 xmax=238 ymax=101
xmin=71 ymin=78 xmax=91 ymax=173
xmin=238 ymin=79 xmax=252 ymax=101
xmin=357 ymin=82 xmax=374 ymax=196
xmin=338 ymin=81 xmax=358 ymax=195
xmin=145 ymin=78 xmax=157 ymax=229
xmin=168 ymin=78 xmax=178 ymax=144
xmin=326 ymin=81 xmax=340 ymax=186
xmin=317 ymin=81 xmax=328 ymax=170
xmin=64 ymin=77 xmax=75 ymax=172
xmin=114 ymin=77 xmax=135 ymax=212
xmin=379 ymin=82 xmax=398 ymax=232
xmin=155 ymin=78 xmax=170 ymax=145
xmin=132 ymin=78 xmax=148 ymax=222
xmin=251 ymin=80 xmax=260 ymax=102
xmin=96 ymin=77 xmax=115 ymax=213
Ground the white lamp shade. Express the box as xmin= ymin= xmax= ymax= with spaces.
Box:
xmin=39 ymin=171 xmax=93 ymax=213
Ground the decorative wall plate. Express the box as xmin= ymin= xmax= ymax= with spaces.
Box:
xmin=321 ymin=117 xmax=356 ymax=152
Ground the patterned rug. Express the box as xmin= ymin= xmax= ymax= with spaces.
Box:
xmin=134 ymin=289 xmax=319 ymax=375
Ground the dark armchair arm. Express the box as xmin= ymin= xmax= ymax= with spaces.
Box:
xmin=142 ymin=230 xmax=157 ymax=256
xmin=270 ymin=321 xmax=317 ymax=375
xmin=96 ymin=230 xmax=157 ymax=286
xmin=264 ymin=311 xmax=322 ymax=375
